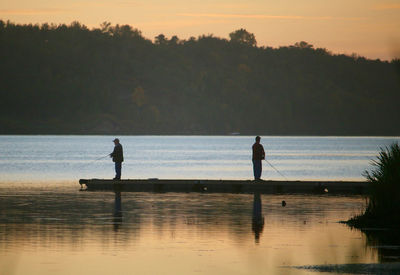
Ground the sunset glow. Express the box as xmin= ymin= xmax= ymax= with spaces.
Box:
xmin=1 ymin=0 xmax=399 ymax=60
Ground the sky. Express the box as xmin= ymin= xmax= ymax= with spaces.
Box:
xmin=1 ymin=0 xmax=400 ymax=60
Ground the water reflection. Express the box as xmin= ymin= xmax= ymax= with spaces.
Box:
xmin=294 ymin=228 xmax=400 ymax=273
xmin=252 ymin=192 xmax=264 ymax=243
xmin=362 ymin=229 xmax=400 ymax=262
xmin=110 ymin=190 xmax=266 ymax=242
xmin=113 ymin=191 xmax=122 ymax=231
xmin=0 ymin=187 xmax=382 ymax=275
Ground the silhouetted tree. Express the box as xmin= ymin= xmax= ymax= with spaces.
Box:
xmin=155 ymin=34 xmax=167 ymax=45
xmin=0 ymin=20 xmax=399 ymax=135
xmin=229 ymin=28 xmax=257 ymax=46
xmin=294 ymin=41 xmax=313 ymax=49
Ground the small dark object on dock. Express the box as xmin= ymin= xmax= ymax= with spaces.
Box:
xmin=282 ymin=200 xmax=286 ymax=207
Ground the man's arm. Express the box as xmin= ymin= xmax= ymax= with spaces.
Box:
xmin=110 ymin=147 xmax=116 ymax=157
xmin=261 ymin=145 xmax=265 ymax=159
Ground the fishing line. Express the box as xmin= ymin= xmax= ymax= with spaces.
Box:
xmin=81 ymin=154 xmax=109 ymax=169
xmin=264 ymin=159 xmax=288 ymax=181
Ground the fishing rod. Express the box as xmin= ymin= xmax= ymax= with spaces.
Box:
xmin=82 ymin=154 xmax=110 ymax=168
xmin=92 ymin=154 xmax=110 ymax=162
xmin=264 ymin=159 xmax=288 ymax=181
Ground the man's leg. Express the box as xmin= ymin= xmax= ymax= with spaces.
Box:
xmin=115 ymin=162 xmax=122 ymax=179
xmin=253 ymin=160 xmax=257 ymax=180
xmin=253 ymin=160 xmax=261 ymax=180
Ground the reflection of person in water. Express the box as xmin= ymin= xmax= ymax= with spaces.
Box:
xmin=113 ymin=191 xmax=122 ymax=231
xmin=252 ymin=192 xmax=264 ymax=243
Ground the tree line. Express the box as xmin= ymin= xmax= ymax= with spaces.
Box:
xmin=0 ymin=20 xmax=399 ymax=135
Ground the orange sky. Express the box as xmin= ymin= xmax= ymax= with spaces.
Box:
xmin=1 ymin=0 xmax=400 ymax=60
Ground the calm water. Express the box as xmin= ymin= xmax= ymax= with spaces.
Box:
xmin=1 ymin=136 xmax=400 ymax=274
xmin=0 ymin=135 xmax=399 ymax=182
xmin=0 ymin=185 xmax=379 ymax=275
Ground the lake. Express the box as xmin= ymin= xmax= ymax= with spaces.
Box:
xmin=0 ymin=135 xmax=399 ymax=183
xmin=1 ymin=135 xmax=400 ymax=274
xmin=0 ymin=186 xmax=382 ymax=275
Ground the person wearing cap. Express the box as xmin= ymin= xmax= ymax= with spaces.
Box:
xmin=110 ymin=138 xmax=124 ymax=180
xmin=252 ymin=136 xmax=265 ymax=181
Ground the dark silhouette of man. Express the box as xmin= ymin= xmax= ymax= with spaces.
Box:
xmin=110 ymin=138 xmax=123 ymax=180
xmin=252 ymin=136 xmax=265 ymax=181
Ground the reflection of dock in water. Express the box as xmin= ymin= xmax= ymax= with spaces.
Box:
xmin=80 ymin=179 xmax=367 ymax=194
xmin=109 ymin=188 xmax=266 ymax=244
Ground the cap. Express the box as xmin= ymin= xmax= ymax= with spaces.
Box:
xmin=113 ymin=138 xmax=119 ymax=142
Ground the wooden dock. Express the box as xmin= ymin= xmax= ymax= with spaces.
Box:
xmin=79 ymin=179 xmax=368 ymax=194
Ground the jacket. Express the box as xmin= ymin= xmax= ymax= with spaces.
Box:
xmin=252 ymin=143 xmax=265 ymax=160
xmin=111 ymin=143 xmax=124 ymax=163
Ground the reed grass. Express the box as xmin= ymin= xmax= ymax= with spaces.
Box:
xmin=347 ymin=143 xmax=400 ymax=228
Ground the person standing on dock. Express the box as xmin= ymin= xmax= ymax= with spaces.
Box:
xmin=252 ymin=136 xmax=265 ymax=181
xmin=110 ymin=138 xmax=124 ymax=180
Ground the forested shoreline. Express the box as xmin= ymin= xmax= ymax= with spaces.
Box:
xmin=1 ymin=20 xmax=399 ymax=135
